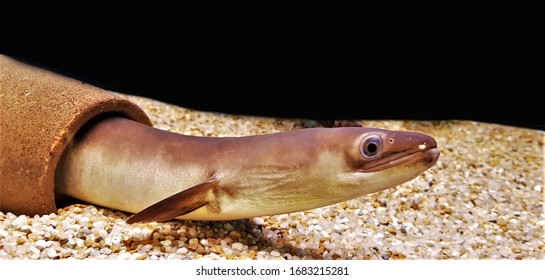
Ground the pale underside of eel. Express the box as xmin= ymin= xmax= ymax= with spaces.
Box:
xmin=55 ymin=117 xmax=440 ymax=223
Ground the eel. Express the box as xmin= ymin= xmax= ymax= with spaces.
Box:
xmin=54 ymin=116 xmax=440 ymax=223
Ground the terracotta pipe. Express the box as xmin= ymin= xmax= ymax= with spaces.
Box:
xmin=0 ymin=54 xmax=151 ymax=215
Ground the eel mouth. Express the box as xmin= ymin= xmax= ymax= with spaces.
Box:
xmin=359 ymin=147 xmax=440 ymax=173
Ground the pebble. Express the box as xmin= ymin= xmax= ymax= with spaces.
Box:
xmin=29 ymin=246 xmax=40 ymax=255
xmin=223 ymin=223 xmax=234 ymax=231
xmin=270 ymin=250 xmax=281 ymax=257
xmin=188 ymin=238 xmax=199 ymax=250
xmin=12 ymin=215 xmax=28 ymax=227
xmin=188 ymin=227 xmax=197 ymax=238
xmin=35 ymin=240 xmax=51 ymax=249
xmin=117 ymin=252 xmax=132 ymax=260
xmin=231 ymin=242 xmax=244 ymax=251
xmin=252 ymin=217 xmax=266 ymax=225
xmin=111 ymin=236 xmax=121 ymax=246
xmin=229 ymin=231 xmax=242 ymax=239
xmin=99 ymin=248 xmax=112 ymax=255
xmin=177 ymin=247 xmax=189 ymax=254
xmin=46 ymin=248 xmax=57 ymax=259
xmin=75 ymin=238 xmax=84 ymax=248
xmin=0 ymin=96 xmax=542 ymax=261
xmin=130 ymin=253 xmax=148 ymax=260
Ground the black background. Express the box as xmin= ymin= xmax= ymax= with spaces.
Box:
xmin=2 ymin=43 xmax=541 ymax=130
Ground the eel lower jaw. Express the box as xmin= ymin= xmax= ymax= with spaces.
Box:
xmin=359 ymin=148 xmax=440 ymax=173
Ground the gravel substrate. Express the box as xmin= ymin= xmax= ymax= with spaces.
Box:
xmin=1 ymin=94 xmax=543 ymax=260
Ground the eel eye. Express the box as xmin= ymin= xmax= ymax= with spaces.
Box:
xmin=361 ymin=135 xmax=382 ymax=158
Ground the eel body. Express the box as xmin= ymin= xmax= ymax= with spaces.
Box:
xmin=55 ymin=117 xmax=439 ymax=223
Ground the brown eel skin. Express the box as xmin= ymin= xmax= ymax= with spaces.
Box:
xmin=54 ymin=117 xmax=440 ymax=223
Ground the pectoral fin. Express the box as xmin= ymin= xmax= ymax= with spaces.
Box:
xmin=126 ymin=177 xmax=219 ymax=224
